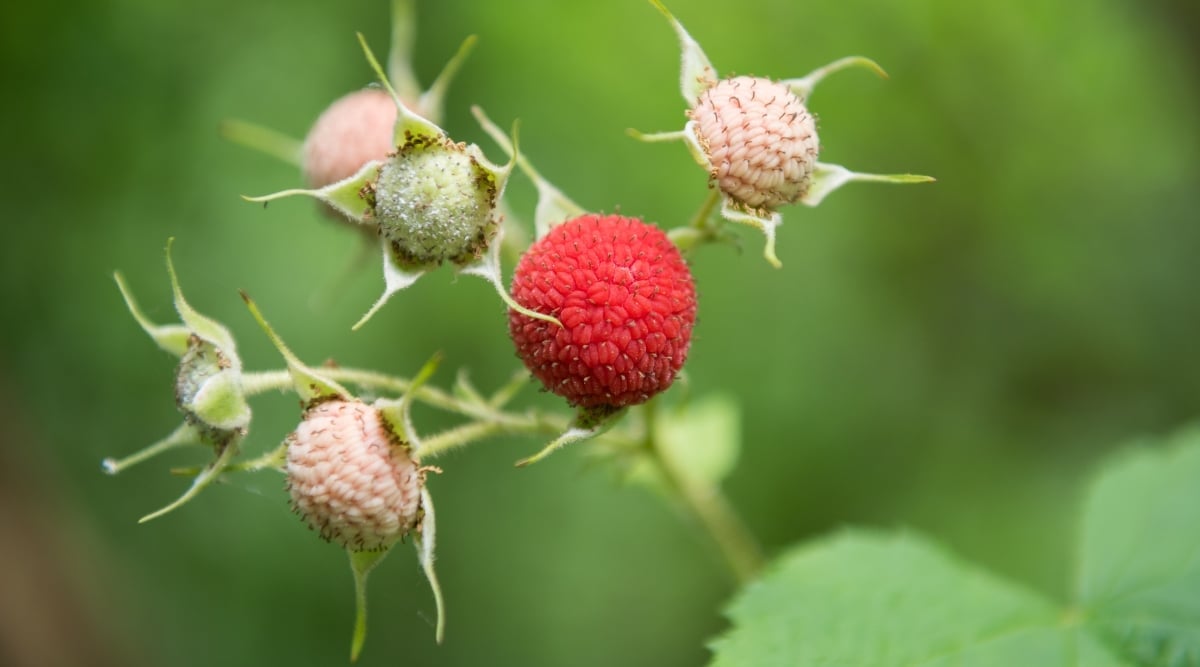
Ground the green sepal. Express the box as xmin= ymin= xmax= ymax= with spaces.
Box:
xmin=386 ymin=0 xmax=420 ymax=103
xmin=459 ymin=223 xmax=564 ymax=328
xmin=472 ymin=105 xmax=586 ymax=239
xmin=415 ymin=487 xmax=446 ymax=644
xmin=185 ymin=365 xmax=252 ymax=432
xmin=782 ymin=56 xmax=888 ymax=102
xmin=417 ymin=34 xmax=477 ymax=126
xmin=166 ymin=239 xmax=240 ymax=359
xmin=719 ymin=199 xmax=783 ymax=268
xmin=348 ymin=547 xmax=391 ymax=662
xmin=626 ymin=128 xmax=687 ymax=144
xmin=352 ymin=244 xmax=427 ymax=331
xmin=516 ymin=406 xmax=627 ymax=467
xmin=102 ymin=422 xmax=200 ymax=476
xmin=114 ymin=272 xmax=189 ymax=356
xmin=375 ymin=352 xmax=442 ymax=453
xmin=138 ymin=430 xmax=242 ymax=523
xmin=241 ymin=292 xmax=351 ymax=405
xmin=356 ymin=33 xmax=445 ymax=145
xmin=803 ymin=162 xmax=936 ymax=208
xmin=648 ymin=0 xmax=717 ymax=102
xmin=241 ymin=159 xmax=381 ymax=223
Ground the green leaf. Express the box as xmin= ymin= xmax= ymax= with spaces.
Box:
xmin=710 ymin=531 xmax=1099 ymax=667
xmin=655 ymin=393 xmax=740 ymax=485
xmin=711 ymin=430 xmax=1200 ymax=667
xmin=1077 ymin=429 xmax=1200 ymax=666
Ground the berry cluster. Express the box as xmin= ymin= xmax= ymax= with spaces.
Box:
xmin=107 ymin=0 xmax=929 ymax=660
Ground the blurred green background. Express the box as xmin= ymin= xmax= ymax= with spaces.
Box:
xmin=2 ymin=0 xmax=1198 ymax=665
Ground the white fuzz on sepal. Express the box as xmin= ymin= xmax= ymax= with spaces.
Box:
xmin=244 ymin=301 xmax=448 ymax=657
xmin=244 ymin=38 xmax=515 ymax=330
xmin=106 ymin=239 xmax=251 ymax=523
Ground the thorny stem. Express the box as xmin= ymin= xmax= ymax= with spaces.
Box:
xmin=641 ymin=399 xmax=764 ymax=584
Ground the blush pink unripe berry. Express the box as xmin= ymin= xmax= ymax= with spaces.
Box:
xmin=689 ymin=76 xmax=819 ymax=210
xmin=302 ymin=88 xmax=398 ymax=189
xmin=508 ymin=214 xmax=697 ymax=409
xmin=285 ymin=399 xmax=424 ymax=551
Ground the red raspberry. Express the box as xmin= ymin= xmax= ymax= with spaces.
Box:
xmin=508 ymin=214 xmax=697 ymax=408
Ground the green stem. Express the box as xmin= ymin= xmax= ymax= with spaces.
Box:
xmin=240 ymin=370 xmax=289 ymax=396
xmin=488 ymin=369 xmax=530 ymax=409
xmin=689 ymin=188 xmax=722 ymax=230
xmin=669 ymin=189 xmax=722 ymax=254
xmin=241 ymin=367 xmax=633 ymax=459
xmin=643 ymin=400 xmax=764 ymax=584
xmin=220 ymin=442 xmax=288 ymax=474
xmin=419 ymin=416 xmax=564 ymax=459
xmin=243 ymin=367 xmax=462 ymax=414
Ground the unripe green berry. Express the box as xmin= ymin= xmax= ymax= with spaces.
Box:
xmin=689 ymin=76 xmax=819 ymax=210
xmin=371 ymin=133 xmax=499 ymax=267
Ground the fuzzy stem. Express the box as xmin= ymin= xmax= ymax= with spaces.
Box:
xmin=242 ymin=367 xmax=460 ymax=412
xmin=669 ymin=189 xmax=722 ymax=254
xmin=242 ymin=367 xmax=761 ymax=581
xmin=488 ymin=370 xmax=531 ymax=409
xmin=219 ymin=442 xmax=288 ymax=474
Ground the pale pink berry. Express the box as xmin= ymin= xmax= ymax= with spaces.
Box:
xmin=302 ymin=88 xmax=398 ymax=189
xmin=285 ymin=399 xmax=424 ymax=551
xmin=688 ymin=76 xmax=819 ymax=210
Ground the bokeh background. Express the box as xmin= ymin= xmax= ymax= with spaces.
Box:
xmin=2 ymin=0 xmax=1197 ymax=665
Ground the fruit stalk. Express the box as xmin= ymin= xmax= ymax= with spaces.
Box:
xmin=644 ymin=399 xmax=764 ymax=583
